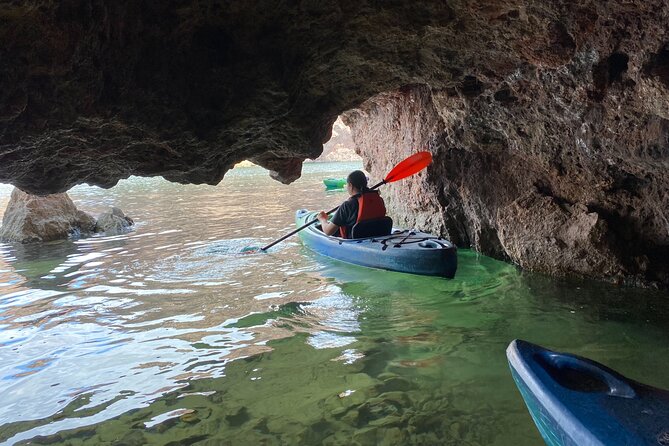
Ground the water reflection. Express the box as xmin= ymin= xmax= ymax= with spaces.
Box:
xmin=1 ymin=241 xmax=80 ymax=290
xmin=0 ymin=162 xmax=668 ymax=445
xmin=0 ymin=163 xmax=368 ymax=444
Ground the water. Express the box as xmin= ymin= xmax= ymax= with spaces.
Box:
xmin=1 ymin=162 xmax=668 ymax=445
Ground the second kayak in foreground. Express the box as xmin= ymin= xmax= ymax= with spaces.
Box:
xmin=295 ymin=209 xmax=457 ymax=278
xmin=507 ymin=339 xmax=669 ymax=446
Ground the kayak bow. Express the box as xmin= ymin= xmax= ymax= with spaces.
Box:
xmin=507 ymin=339 xmax=669 ymax=446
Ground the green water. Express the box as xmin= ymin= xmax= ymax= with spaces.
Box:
xmin=1 ymin=163 xmax=668 ymax=445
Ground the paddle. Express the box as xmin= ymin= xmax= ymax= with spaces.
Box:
xmin=259 ymin=151 xmax=433 ymax=252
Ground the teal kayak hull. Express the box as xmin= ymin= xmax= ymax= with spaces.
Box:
xmin=295 ymin=209 xmax=457 ymax=277
xmin=507 ymin=339 xmax=669 ymax=446
xmin=323 ymin=178 xmax=346 ymax=189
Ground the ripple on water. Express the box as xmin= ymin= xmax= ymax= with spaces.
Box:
xmin=2 ymin=165 xmax=669 ymax=446
xmin=146 ymin=238 xmax=269 ymax=284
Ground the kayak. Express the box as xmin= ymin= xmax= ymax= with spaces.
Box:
xmin=323 ymin=178 xmax=346 ymax=189
xmin=323 ymin=178 xmax=347 ymax=189
xmin=506 ymin=339 xmax=669 ymax=446
xmin=295 ymin=209 xmax=457 ymax=277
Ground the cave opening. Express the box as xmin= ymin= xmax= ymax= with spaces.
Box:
xmin=647 ymin=43 xmax=669 ymax=88
xmin=315 ymin=117 xmax=362 ymax=163
xmin=0 ymin=2 xmax=667 ymax=290
xmin=607 ymin=52 xmax=629 ymax=84
xmin=4 ymin=5 xmax=669 ymax=446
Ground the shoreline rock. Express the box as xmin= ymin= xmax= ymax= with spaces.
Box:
xmin=94 ymin=207 xmax=134 ymax=235
xmin=0 ymin=188 xmax=96 ymax=243
xmin=0 ymin=188 xmax=133 ymax=243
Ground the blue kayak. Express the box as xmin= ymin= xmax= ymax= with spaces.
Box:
xmin=295 ymin=209 xmax=457 ymax=277
xmin=507 ymin=339 xmax=669 ymax=446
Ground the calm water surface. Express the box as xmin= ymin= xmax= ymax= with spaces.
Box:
xmin=1 ymin=162 xmax=668 ymax=445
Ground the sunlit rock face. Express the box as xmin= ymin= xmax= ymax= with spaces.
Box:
xmin=1 ymin=1 xmax=669 ymax=284
xmin=0 ymin=188 xmax=96 ymax=242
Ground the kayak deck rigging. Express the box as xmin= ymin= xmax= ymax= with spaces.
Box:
xmin=297 ymin=209 xmax=457 ymax=277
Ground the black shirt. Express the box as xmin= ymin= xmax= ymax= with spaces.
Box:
xmin=330 ymin=196 xmax=359 ymax=231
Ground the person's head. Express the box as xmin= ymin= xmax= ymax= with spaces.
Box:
xmin=346 ymin=170 xmax=368 ymax=195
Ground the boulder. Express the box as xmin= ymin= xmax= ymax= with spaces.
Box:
xmin=0 ymin=188 xmax=96 ymax=243
xmin=94 ymin=207 xmax=134 ymax=235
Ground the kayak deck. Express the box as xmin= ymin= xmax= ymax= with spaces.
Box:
xmin=507 ymin=339 xmax=669 ymax=446
xmin=295 ymin=209 xmax=457 ymax=277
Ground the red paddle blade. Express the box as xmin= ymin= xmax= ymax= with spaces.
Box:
xmin=383 ymin=151 xmax=433 ymax=183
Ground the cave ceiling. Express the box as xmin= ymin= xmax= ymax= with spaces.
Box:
xmin=3 ymin=1 xmax=666 ymax=194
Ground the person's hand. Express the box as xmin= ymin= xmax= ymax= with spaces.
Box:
xmin=317 ymin=211 xmax=328 ymax=223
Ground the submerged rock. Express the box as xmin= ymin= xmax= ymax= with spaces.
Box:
xmin=94 ymin=207 xmax=134 ymax=235
xmin=0 ymin=188 xmax=96 ymax=243
xmin=117 ymin=430 xmax=147 ymax=446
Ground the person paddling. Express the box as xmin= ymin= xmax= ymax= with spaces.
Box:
xmin=260 ymin=152 xmax=431 ymax=251
xmin=317 ymin=170 xmax=387 ymax=238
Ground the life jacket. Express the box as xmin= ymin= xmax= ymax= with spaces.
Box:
xmin=339 ymin=191 xmax=386 ymax=238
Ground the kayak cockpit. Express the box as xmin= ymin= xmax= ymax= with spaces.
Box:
xmin=296 ymin=209 xmax=457 ymax=277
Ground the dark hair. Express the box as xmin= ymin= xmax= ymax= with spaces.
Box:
xmin=347 ymin=170 xmax=369 ymax=192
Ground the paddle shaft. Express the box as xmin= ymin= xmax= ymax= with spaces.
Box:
xmin=260 ymin=180 xmax=385 ymax=251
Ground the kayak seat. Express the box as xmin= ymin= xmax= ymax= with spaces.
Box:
xmin=350 ymin=217 xmax=393 ymax=239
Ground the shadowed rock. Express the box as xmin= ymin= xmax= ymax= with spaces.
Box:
xmin=94 ymin=207 xmax=134 ymax=235
xmin=344 ymin=80 xmax=669 ymax=287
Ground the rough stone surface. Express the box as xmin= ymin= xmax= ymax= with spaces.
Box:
xmin=497 ymin=193 xmax=623 ymax=278
xmin=0 ymin=188 xmax=96 ymax=243
xmin=94 ymin=207 xmax=134 ymax=235
xmin=1 ymin=1 xmax=669 ymax=285
xmin=344 ymin=79 xmax=668 ymax=286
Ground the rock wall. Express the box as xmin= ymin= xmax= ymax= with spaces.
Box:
xmin=2 ymin=1 xmax=666 ymax=195
xmin=344 ymin=77 xmax=668 ymax=286
xmin=314 ymin=118 xmax=361 ymax=162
